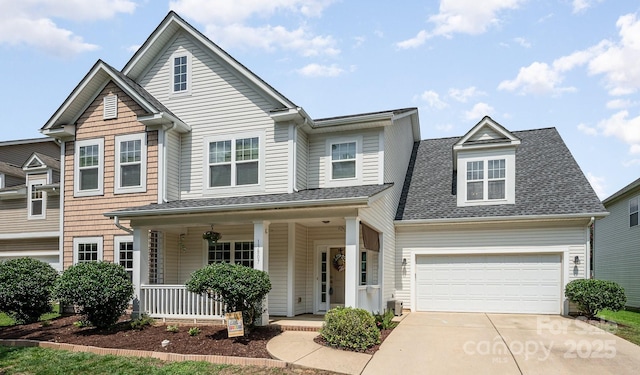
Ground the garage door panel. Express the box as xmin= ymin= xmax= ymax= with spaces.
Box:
xmin=416 ymin=254 xmax=561 ymax=314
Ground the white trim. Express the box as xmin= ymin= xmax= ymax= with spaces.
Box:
xmin=0 ymin=250 xmax=59 ymax=258
xmin=0 ymin=231 xmax=59 ymax=240
xmin=59 ymin=141 xmax=65 ymax=270
xmin=202 ymin=238 xmax=255 ymax=267
xmin=629 ymin=196 xmax=639 ymax=227
xmin=325 ymin=135 xmax=363 ymax=187
xmin=72 ymin=236 xmax=103 ymax=264
xmin=0 ymin=173 xmax=4 ymax=189
xmin=74 ymin=138 xmax=104 ymax=197
xmin=287 ymin=222 xmax=295 ymax=317
xmin=114 ymin=133 xmax=147 ymax=194
xmin=114 ymin=235 xmax=135 ymax=278
xmin=203 ymin=131 xmax=265 ymax=195
xmin=378 ymin=131 xmax=384 ymax=185
xmin=103 ymin=94 xmax=118 ymax=120
xmin=457 ymin=151 xmax=515 ymax=206
xmin=288 ymin=124 xmax=295 ymax=193
xmin=170 ymin=51 xmax=192 ymax=96
xmin=27 ymin=176 xmax=47 ymax=220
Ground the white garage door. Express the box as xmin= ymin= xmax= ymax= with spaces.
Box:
xmin=416 ymin=254 xmax=561 ymax=314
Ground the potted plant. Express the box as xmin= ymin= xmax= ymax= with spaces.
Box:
xmin=203 ymin=230 xmax=222 ymax=245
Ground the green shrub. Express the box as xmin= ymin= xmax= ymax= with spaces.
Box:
xmin=565 ymin=279 xmax=627 ymax=318
xmin=374 ymin=310 xmax=398 ymax=330
xmin=188 ymin=327 xmax=201 ymax=336
xmin=166 ymin=325 xmax=179 ymax=333
xmin=130 ymin=314 xmax=155 ymax=330
xmin=186 ymin=262 xmax=271 ymax=329
xmin=54 ymin=262 xmax=133 ymax=328
xmin=320 ymin=307 xmax=380 ymax=351
xmin=0 ymin=258 xmax=59 ymax=324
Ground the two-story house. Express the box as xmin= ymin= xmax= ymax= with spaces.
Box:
xmin=0 ymin=138 xmax=61 ymax=270
xmin=594 ymin=177 xmax=640 ymax=309
xmin=40 ymin=11 xmax=605 ymax=322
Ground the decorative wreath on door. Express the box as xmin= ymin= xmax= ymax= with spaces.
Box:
xmin=332 ymin=249 xmax=346 ymax=272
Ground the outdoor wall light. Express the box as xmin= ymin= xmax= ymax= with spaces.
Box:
xmin=574 ymin=256 xmax=580 ymax=264
xmin=402 ymin=258 xmax=407 ymax=266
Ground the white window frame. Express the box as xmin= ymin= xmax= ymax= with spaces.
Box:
xmin=325 ymin=136 xmax=363 ymax=187
xmin=203 ymin=240 xmax=255 ymax=268
xmin=74 ymin=138 xmax=104 ymax=197
xmin=457 ymin=151 xmax=515 ymax=207
xmin=203 ymin=132 xmax=264 ymax=194
xmin=73 ymin=236 xmax=103 ymax=264
xmin=465 ymin=158 xmax=507 ymax=202
xmin=0 ymin=173 xmax=4 ymax=189
xmin=170 ymin=51 xmax=192 ymax=95
xmin=630 ymin=196 xmax=639 ymax=228
xmin=28 ymin=177 xmax=47 ymax=220
xmin=114 ymin=133 xmax=147 ymax=194
xmin=103 ymin=94 xmax=118 ymax=120
xmin=114 ymin=235 xmax=134 ymax=281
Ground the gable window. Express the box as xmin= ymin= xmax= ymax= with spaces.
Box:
xmin=115 ymin=236 xmax=134 ymax=282
xmin=206 ymin=134 xmax=261 ymax=189
xmin=331 ymin=142 xmax=356 ymax=179
xmin=75 ymin=139 xmax=104 ymax=197
xmin=103 ymin=95 xmax=118 ymax=119
xmin=28 ymin=178 xmax=46 ymax=219
xmin=466 ymin=159 xmax=506 ymax=201
xmin=115 ymin=133 xmax=147 ymax=194
xmin=73 ymin=237 xmax=103 ymax=264
xmin=631 ymin=197 xmax=639 ymax=227
xmin=207 ymin=241 xmax=254 ymax=268
xmin=171 ymin=52 xmax=191 ymax=94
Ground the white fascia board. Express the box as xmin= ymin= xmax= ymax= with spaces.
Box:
xmin=138 ymin=113 xmax=190 ymax=133
xmin=0 ymin=231 xmax=60 ymax=240
xmin=394 ymin=212 xmax=610 ymax=227
xmin=0 ymin=250 xmax=59 ymax=257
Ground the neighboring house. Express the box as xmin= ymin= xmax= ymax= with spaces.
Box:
xmin=594 ymin=177 xmax=640 ymax=309
xmin=39 ymin=11 xmax=604 ymax=321
xmin=0 ymin=138 xmax=61 ymax=270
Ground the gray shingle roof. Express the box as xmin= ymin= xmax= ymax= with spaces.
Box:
xmin=396 ymin=127 xmax=606 ymax=221
xmin=602 ymin=176 xmax=640 ymax=205
xmin=106 ymin=183 xmax=393 ymax=217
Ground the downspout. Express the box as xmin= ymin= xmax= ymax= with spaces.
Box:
xmin=587 ymin=216 xmax=595 ymax=279
xmin=114 ymin=216 xmax=134 ymax=234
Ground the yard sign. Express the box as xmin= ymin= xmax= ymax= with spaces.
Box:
xmin=226 ymin=311 xmax=244 ymax=338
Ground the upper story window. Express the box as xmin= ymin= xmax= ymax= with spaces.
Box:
xmin=205 ymin=133 xmax=262 ymax=190
xmin=466 ymin=159 xmax=506 ymax=201
xmin=325 ymin=136 xmax=362 ymax=187
xmin=73 ymin=237 xmax=103 ymax=264
xmin=630 ymin=196 xmax=639 ymax=227
xmin=74 ymin=138 xmax=104 ymax=197
xmin=28 ymin=178 xmax=46 ymax=219
xmin=171 ymin=52 xmax=191 ymax=94
xmin=207 ymin=241 xmax=254 ymax=268
xmin=115 ymin=133 xmax=147 ymax=194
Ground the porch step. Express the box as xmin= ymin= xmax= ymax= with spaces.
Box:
xmin=269 ymin=315 xmax=323 ymax=332
xmin=270 ymin=324 xmax=321 ymax=332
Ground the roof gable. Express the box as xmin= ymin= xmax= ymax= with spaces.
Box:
xmin=602 ymin=176 xmax=640 ymax=205
xmin=122 ymin=11 xmax=297 ymax=111
xmin=22 ymin=152 xmax=59 ymax=172
xmin=454 ymin=116 xmax=521 ymax=149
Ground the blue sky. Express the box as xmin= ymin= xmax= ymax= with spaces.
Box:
xmin=1 ymin=0 xmax=639 ymax=198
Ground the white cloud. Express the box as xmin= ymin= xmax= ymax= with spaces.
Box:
xmin=572 ymin=0 xmax=603 ymax=14
xmin=448 ymin=86 xmax=485 ymax=102
xmin=126 ymin=44 xmax=141 ymax=53
xmin=623 ymin=159 xmax=640 ymax=167
xmin=513 ymin=37 xmax=531 ymax=48
xmin=396 ymin=0 xmax=524 ymax=49
xmin=297 ymin=63 xmax=344 ymax=77
xmin=170 ymin=0 xmax=339 ymax=57
xmin=498 ymin=62 xmax=576 ymax=95
xmin=586 ymin=172 xmax=607 ymax=199
xmin=465 ymin=102 xmax=495 ymax=120
xmin=631 ymin=145 xmax=640 ymax=155
xmin=353 ymin=36 xmax=366 ymax=48
xmin=577 ymin=123 xmax=598 ymax=136
xmin=597 ymin=110 xmax=640 ymax=150
xmin=436 ymin=123 xmax=454 ymax=132
xmin=606 ymin=99 xmax=634 ymax=109
xmin=0 ymin=0 xmax=136 ymax=56
xmin=417 ymin=90 xmax=448 ymax=110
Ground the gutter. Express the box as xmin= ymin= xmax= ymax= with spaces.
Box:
xmin=394 ymin=212 xmax=609 ymax=226
xmin=113 ymin=216 xmax=134 ymax=234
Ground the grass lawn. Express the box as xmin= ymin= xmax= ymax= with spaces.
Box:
xmin=0 ymin=304 xmax=60 ymax=327
xmin=597 ymin=309 xmax=640 ymax=346
xmin=0 ymin=347 xmax=332 ymax=375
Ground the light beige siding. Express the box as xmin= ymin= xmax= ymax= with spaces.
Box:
xmin=268 ymin=223 xmax=288 ymax=316
xmin=63 ymin=82 xmax=158 ymax=269
xmin=166 ymin=131 xmax=181 ymax=201
xmin=296 ymin=128 xmax=308 ymax=191
xmin=294 ymin=223 xmax=310 ymax=315
xmin=0 ymin=197 xmax=59 ymax=235
xmin=595 ymin=192 xmax=640 ymax=308
xmin=137 ymin=33 xmax=289 ymax=199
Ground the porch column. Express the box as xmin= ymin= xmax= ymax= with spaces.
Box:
xmin=254 ymin=221 xmax=270 ymax=325
xmin=345 ymin=216 xmax=360 ymax=308
xmin=132 ymin=228 xmax=149 ymax=318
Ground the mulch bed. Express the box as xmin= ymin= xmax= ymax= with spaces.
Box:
xmin=313 ymin=328 xmax=394 ymax=355
xmin=0 ymin=315 xmax=280 ymax=358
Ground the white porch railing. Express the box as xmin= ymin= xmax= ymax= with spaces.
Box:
xmin=140 ymin=284 xmax=225 ymax=319
xmin=358 ymin=284 xmax=381 ymax=313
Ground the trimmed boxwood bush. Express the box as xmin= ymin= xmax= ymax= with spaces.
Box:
xmin=0 ymin=258 xmax=58 ymax=324
xmin=186 ymin=262 xmax=271 ymax=329
xmin=320 ymin=307 xmax=381 ymax=351
xmin=54 ymin=261 xmax=133 ymax=328
xmin=565 ymin=279 xmax=626 ymax=318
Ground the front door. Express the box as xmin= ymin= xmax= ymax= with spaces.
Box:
xmin=315 ymin=246 xmax=346 ymax=313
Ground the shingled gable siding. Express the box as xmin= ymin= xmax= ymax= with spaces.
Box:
xmin=62 ymin=82 xmax=158 ymax=269
xmin=137 ymin=34 xmax=289 ymax=199
xmin=0 ymin=195 xmax=59 ymax=235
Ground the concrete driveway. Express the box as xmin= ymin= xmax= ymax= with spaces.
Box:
xmin=363 ymin=312 xmax=640 ymax=375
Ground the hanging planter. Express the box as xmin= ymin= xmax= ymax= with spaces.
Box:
xmin=203 ymin=230 xmax=222 ymax=245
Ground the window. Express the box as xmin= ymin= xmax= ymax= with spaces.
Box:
xmin=360 ymin=251 xmax=367 ymax=285
xmin=331 ymin=142 xmax=356 ymax=179
xmin=115 ymin=236 xmax=134 ymax=282
xmin=28 ymin=178 xmax=46 ymax=219
xmin=73 ymin=237 xmax=103 ymax=264
xmin=631 ymin=197 xmax=639 ymax=227
xmin=74 ymin=139 xmax=104 ymax=196
xmin=172 ymin=53 xmax=191 ymax=94
xmin=206 ymin=135 xmax=261 ymax=189
xmin=0 ymin=174 xmax=4 ymax=189
xmin=115 ymin=133 xmax=147 ymax=194
xmin=466 ymin=159 xmax=506 ymax=201
xmin=103 ymin=95 xmax=118 ymax=119
xmin=207 ymin=241 xmax=254 ymax=267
